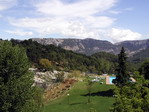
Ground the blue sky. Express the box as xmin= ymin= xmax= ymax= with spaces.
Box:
xmin=0 ymin=0 xmax=148 ymax=43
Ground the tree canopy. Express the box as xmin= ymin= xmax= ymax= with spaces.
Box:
xmin=111 ymin=73 xmax=149 ymax=112
xmin=0 ymin=41 xmax=43 ymax=112
xmin=139 ymin=59 xmax=149 ymax=80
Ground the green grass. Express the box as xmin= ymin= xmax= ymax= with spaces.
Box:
xmin=43 ymin=82 xmax=115 ymax=112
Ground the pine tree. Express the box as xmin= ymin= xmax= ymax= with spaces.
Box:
xmin=114 ymin=47 xmax=130 ymax=86
xmin=139 ymin=59 xmax=149 ymax=80
xmin=111 ymin=73 xmax=149 ymax=112
xmin=0 ymin=42 xmax=43 ymax=112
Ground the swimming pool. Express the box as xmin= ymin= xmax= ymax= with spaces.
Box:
xmin=109 ymin=76 xmax=116 ymax=84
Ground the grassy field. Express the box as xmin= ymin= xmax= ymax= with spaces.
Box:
xmin=43 ymin=81 xmax=115 ymax=112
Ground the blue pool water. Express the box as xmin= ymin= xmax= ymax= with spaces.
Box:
xmin=109 ymin=76 xmax=116 ymax=84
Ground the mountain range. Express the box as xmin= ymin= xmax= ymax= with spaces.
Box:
xmin=31 ymin=38 xmax=149 ymax=56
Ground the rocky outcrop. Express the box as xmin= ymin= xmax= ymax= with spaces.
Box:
xmin=116 ymin=39 xmax=149 ymax=56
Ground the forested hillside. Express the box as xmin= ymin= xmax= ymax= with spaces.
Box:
xmin=11 ymin=39 xmax=117 ymax=74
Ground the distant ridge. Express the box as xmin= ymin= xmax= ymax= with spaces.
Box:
xmin=31 ymin=38 xmax=149 ymax=56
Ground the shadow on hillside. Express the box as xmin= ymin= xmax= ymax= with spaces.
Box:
xmin=70 ymin=102 xmax=87 ymax=105
xmin=82 ymin=89 xmax=114 ymax=97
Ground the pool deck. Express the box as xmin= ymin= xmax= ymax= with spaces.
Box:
xmin=105 ymin=76 xmax=136 ymax=85
xmin=106 ymin=76 xmax=111 ymax=85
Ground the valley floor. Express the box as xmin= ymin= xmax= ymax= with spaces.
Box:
xmin=43 ymin=81 xmax=115 ymax=112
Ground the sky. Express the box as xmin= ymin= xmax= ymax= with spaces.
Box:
xmin=0 ymin=0 xmax=149 ymax=43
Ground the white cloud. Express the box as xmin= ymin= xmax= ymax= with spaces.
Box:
xmin=6 ymin=30 xmax=33 ymax=36
xmin=35 ymin=0 xmax=117 ymax=17
xmin=109 ymin=7 xmax=133 ymax=15
xmin=8 ymin=0 xmax=117 ymax=39
xmin=109 ymin=10 xmax=121 ymax=14
xmin=0 ymin=0 xmax=17 ymax=11
xmin=8 ymin=17 xmax=100 ymax=38
xmin=85 ymin=16 xmax=116 ymax=28
xmin=124 ymin=7 xmax=133 ymax=11
xmin=8 ymin=0 xmax=142 ymax=43
xmin=107 ymin=28 xmax=142 ymax=43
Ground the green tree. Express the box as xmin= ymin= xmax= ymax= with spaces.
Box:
xmin=85 ymin=76 xmax=94 ymax=103
xmin=111 ymin=73 xmax=149 ymax=112
xmin=99 ymin=58 xmax=111 ymax=74
xmin=139 ymin=59 xmax=149 ymax=80
xmin=114 ymin=47 xmax=130 ymax=86
xmin=39 ymin=58 xmax=52 ymax=71
xmin=0 ymin=42 xmax=43 ymax=112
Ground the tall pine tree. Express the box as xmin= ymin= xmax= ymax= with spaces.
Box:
xmin=114 ymin=47 xmax=130 ymax=86
xmin=139 ymin=59 xmax=149 ymax=80
xmin=0 ymin=41 xmax=43 ymax=112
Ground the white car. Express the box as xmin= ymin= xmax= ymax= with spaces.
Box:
xmin=91 ymin=79 xmax=99 ymax=82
